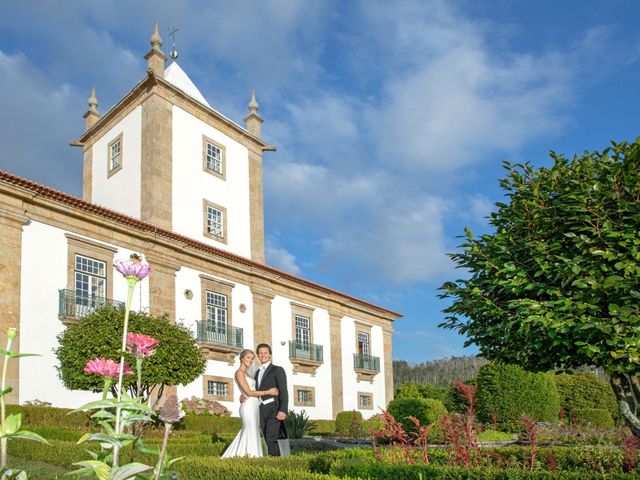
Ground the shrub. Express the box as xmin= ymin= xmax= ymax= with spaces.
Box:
xmin=6 ymin=405 xmax=92 ymax=429
xmin=335 ymin=410 xmax=364 ymax=437
xmin=55 ymin=307 xmax=206 ymax=403
xmin=286 ymin=410 xmax=316 ymax=439
xmin=387 ymin=397 xmax=447 ymax=440
xmin=311 ymin=419 xmax=336 ymax=435
xmin=180 ymin=413 xmax=242 ymax=433
xmin=476 ymin=363 xmax=560 ymax=431
xmin=571 ymin=408 xmax=615 ymax=429
xmin=555 ymin=373 xmax=618 ymax=422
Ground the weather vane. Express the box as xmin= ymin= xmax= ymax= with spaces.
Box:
xmin=168 ymin=26 xmax=179 ymax=60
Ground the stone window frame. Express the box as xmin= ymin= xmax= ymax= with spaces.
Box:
xmin=291 ymin=302 xmax=315 ymax=346
xmin=202 ymin=135 xmax=226 ymax=181
xmin=65 ymin=234 xmax=118 ymax=301
xmin=200 ymin=275 xmax=234 ymax=326
xmin=293 ymin=385 xmax=316 ymax=407
xmin=203 ymin=375 xmax=234 ymax=402
xmin=355 ymin=321 xmax=373 ymax=356
xmin=358 ymin=391 xmax=373 ymax=410
xmin=202 ymin=199 xmax=228 ymax=244
xmin=107 ymin=132 xmax=124 ymax=178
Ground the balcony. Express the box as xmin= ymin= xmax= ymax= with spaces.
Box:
xmin=58 ymin=289 xmax=124 ymax=323
xmin=196 ymin=321 xmax=243 ymax=364
xmin=353 ymin=353 xmax=380 ymax=382
xmin=289 ymin=341 xmax=323 ymax=375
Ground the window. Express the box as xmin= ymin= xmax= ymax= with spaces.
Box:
xmin=203 ymin=375 xmax=233 ymax=401
xmin=202 ymin=135 xmax=226 ymax=180
xmin=203 ymin=200 xmax=228 ymax=243
xmin=75 ymin=254 xmax=106 ymax=303
xmin=208 ymin=380 xmax=228 ymax=397
xmin=199 ymin=275 xmax=236 ymax=351
xmin=358 ymin=392 xmax=373 ymax=410
xmin=206 ymin=290 xmax=228 ymax=333
xmin=295 ymin=315 xmax=310 ymax=347
xmin=357 ymin=331 xmax=370 ymax=355
xmin=107 ymin=133 xmax=123 ymax=177
xmin=293 ymin=385 xmax=316 ymax=407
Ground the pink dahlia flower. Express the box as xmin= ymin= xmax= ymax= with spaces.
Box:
xmin=127 ymin=332 xmax=159 ymax=358
xmin=84 ymin=358 xmax=133 ymax=378
xmin=114 ymin=254 xmax=151 ymax=280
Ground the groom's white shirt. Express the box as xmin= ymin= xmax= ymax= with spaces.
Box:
xmin=258 ymin=361 xmax=271 ymax=388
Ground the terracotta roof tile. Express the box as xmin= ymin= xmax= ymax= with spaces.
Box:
xmin=0 ymin=169 xmax=401 ymax=319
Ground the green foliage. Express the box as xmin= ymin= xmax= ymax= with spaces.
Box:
xmin=55 ymin=307 xmax=206 ymax=395
xmin=476 ymin=363 xmax=560 ymax=431
xmin=6 ymin=405 xmax=92 ymax=429
xmin=387 ymin=397 xmax=447 ymax=439
xmin=394 ymin=356 xmax=488 ymax=387
xmin=555 ymin=373 xmax=618 ymax=421
xmin=310 ymin=420 xmax=335 ymax=435
xmin=439 ymin=143 xmax=640 ymax=432
xmin=477 ymin=429 xmax=515 ymax=442
xmin=571 ymin=408 xmax=615 ymax=429
xmin=180 ymin=414 xmax=241 ymax=433
xmin=334 ymin=411 xmax=364 ymax=437
xmin=286 ymin=410 xmax=315 ymax=439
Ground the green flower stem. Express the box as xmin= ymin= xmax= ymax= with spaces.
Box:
xmin=0 ymin=334 xmax=13 ymax=468
xmin=102 ymin=378 xmax=112 ymax=401
xmin=113 ymin=276 xmax=138 ymax=468
xmin=136 ymin=357 xmax=143 ymax=399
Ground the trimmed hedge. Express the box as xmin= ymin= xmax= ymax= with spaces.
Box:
xmin=311 ymin=419 xmax=336 ymax=435
xmin=555 ymin=373 xmax=617 ymax=422
xmin=387 ymin=397 xmax=447 ymax=439
xmin=570 ymin=408 xmax=614 ymax=429
xmin=6 ymin=404 xmax=92 ymax=429
xmin=335 ymin=411 xmax=364 ymax=437
xmin=181 ymin=414 xmax=242 ymax=433
xmin=476 ymin=363 xmax=560 ymax=431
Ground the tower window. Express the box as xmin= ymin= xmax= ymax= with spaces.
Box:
xmin=202 ymin=136 xmax=226 ymax=180
xmin=203 ymin=200 xmax=228 ymax=244
xmin=107 ymin=133 xmax=123 ymax=177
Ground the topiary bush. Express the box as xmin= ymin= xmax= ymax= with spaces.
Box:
xmin=335 ymin=410 xmax=364 ymax=437
xmin=555 ymin=373 xmax=618 ymax=422
xmin=476 ymin=363 xmax=560 ymax=431
xmin=571 ymin=408 xmax=615 ymax=429
xmin=387 ymin=397 xmax=447 ymax=440
xmin=55 ymin=306 xmax=206 ymax=403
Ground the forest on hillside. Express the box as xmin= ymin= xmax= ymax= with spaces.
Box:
xmin=393 ymin=356 xmax=488 ymax=387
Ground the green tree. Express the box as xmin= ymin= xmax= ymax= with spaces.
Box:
xmin=55 ymin=307 xmax=206 ymax=404
xmin=555 ymin=372 xmax=618 ymax=421
xmin=439 ymin=140 xmax=640 ymax=435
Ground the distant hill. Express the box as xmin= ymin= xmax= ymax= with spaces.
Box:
xmin=393 ymin=356 xmax=488 ymax=387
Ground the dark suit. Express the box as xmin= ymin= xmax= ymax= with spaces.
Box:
xmin=255 ymin=363 xmax=288 ymax=456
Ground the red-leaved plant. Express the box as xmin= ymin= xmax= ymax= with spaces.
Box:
xmin=370 ymin=410 xmax=433 ymax=464
xmin=520 ymin=414 xmax=539 ymax=470
xmin=440 ymin=379 xmax=482 ymax=467
xmin=623 ymin=434 xmax=640 ymax=472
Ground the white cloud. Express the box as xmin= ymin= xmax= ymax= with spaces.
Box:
xmin=265 ymin=237 xmax=301 ymax=276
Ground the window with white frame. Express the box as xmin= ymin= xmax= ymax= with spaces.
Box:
xmin=207 ymin=380 xmax=228 ymax=397
xmin=205 ymin=142 xmax=223 ymax=175
xmin=206 ymin=206 xmax=224 ymax=237
xmin=295 ymin=315 xmax=310 ymax=348
xmin=357 ymin=331 xmax=370 ymax=356
xmin=297 ymin=389 xmax=312 ymax=404
xmin=108 ymin=136 xmax=122 ymax=173
xmin=74 ymin=254 xmax=106 ymax=306
xmin=206 ymin=291 xmax=227 ymax=330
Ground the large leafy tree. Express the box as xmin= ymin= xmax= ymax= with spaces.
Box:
xmin=439 ymin=140 xmax=640 ymax=434
xmin=56 ymin=307 xmax=206 ymax=405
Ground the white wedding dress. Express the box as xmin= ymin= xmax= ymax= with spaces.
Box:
xmin=221 ymin=375 xmax=263 ymax=458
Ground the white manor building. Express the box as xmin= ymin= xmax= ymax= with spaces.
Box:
xmin=0 ymin=23 xmax=399 ymax=419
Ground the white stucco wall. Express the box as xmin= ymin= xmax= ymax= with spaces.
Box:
xmin=340 ymin=317 xmax=386 ymax=419
xmin=271 ymin=296 xmax=333 ymax=420
xmin=18 ymin=222 xmax=150 ymax=407
xmin=176 ymin=267 xmax=254 ymax=416
xmin=90 ymin=106 xmax=142 ymax=218
xmin=171 ymin=106 xmax=252 ymax=258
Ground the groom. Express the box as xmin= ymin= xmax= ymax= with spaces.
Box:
xmin=255 ymin=343 xmax=288 ymax=456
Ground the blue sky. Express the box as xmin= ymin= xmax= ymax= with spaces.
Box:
xmin=2 ymin=1 xmax=640 ymax=363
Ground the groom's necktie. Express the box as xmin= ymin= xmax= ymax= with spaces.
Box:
xmin=258 ymin=366 xmax=265 ymax=388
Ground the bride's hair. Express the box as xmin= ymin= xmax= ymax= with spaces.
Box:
xmin=239 ymin=349 xmax=254 ymax=361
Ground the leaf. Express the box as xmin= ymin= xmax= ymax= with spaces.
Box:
xmin=111 ymin=462 xmax=153 ymax=480
xmin=10 ymin=430 xmax=49 ymax=444
xmin=72 ymin=460 xmax=111 ymax=480
xmin=1 ymin=414 xmax=21 ymax=436
xmin=0 ymin=388 xmax=12 ymax=397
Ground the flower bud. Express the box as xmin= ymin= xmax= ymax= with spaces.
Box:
xmin=6 ymin=328 xmax=17 ymax=340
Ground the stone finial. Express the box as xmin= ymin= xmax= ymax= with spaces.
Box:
xmin=83 ymin=85 xmax=101 ymax=130
xmin=150 ymin=20 xmax=163 ymax=49
xmin=144 ymin=20 xmax=167 ymax=79
xmin=244 ymin=90 xmax=263 ymax=138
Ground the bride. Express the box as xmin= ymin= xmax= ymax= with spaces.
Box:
xmin=221 ymin=349 xmax=278 ymax=458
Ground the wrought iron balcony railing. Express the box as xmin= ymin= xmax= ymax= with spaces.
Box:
xmin=353 ymin=353 xmax=380 ymax=372
xmin=289 ymin=341 xmax=323 ymax=363
xmin=196 ymin=321 xmax=243 ymax=349
xmin=58 ymin=289 xmax=125 ymax=320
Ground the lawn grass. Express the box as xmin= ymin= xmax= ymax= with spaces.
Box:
xmin=7 ymin=456 xmax=71 ymax=479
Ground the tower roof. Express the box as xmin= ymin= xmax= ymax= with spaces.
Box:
xmin=164 ymin=62 xmax=210 ymax=107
